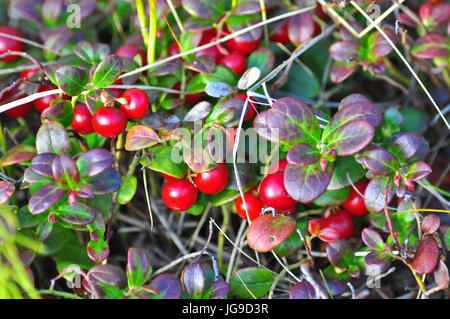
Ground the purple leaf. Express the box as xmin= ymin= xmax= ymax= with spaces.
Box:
xmin=209 ymin=280 xmax=230 ymax=299
xmin=421 ymin=214 xmax=440 ymax=235
xmin=87 ymin=264 xmax=127 ymax=297
xmin=362 ymin=147 xmax=399 ymax=176
xmin=364 ymin=176 xmax=395 ymax=213
xmin=52 ymin=154 xmax=80 ymax=187
xmin=87 ymin=240 xmax=110 ymax=263
xmin=0 ymin=145 xmax=36 ymax=167
xmin=369 ymin=30 xmax=396 ymax=59
xmin=150 ymin=274 xmax=183 ymax=299
xmin=411 ymin=237 xmax=439 ymax=274
xmin=284 ymin=162 xmax=332 ymax=203
xmin=76 ymin=148 xmax=113 ymax=178
xmin=85 ymin=168 xmax=122 ymax=195
xmin=184 ymin=55 xmax=215 ymax=74
xmin=286 ymin=143 xmax=320 ymax=165
xmin=125 ymin=125 xmax=161 ymax=151
xmin=288 ymin=12 xmax=315 ymax=45
xmin=76 ymin=186 xmax=95 ymax=199
xmin=0 ymin=182 xmax=15 ymax=205
xmin=151 ymin=58 xmax=182 ymax=76
xmin=141 ymin=112 xmax=180 ymax=131
xmin=329 ymin=41 xmax=359 ymax=63
xmin=289 ymin=281 xmax=318 ymax=299
xmin=31 ymin=153 xmax=57 ymax=177
xmin=326 ymin=240 xmax=350 ymax=267
xmin=29 ymin=183 xmax=66 ymax=215
xmin=329 ymin=62 xmax=358 ymax=83
xmin=36 ymin=220 xmax=53 ymax=242
xmin=92 ymin=55 xmax=123 ymax=87
xmin=389 ymin=132 xmax=422 ymax=161
xmin=127 ymin=247 xmax=152 ymax=289
xmin=361 ymin=228 xmax=385 ymax=251
xmin=412 ymin=34 xmax=450 ymax=59
xmin=406 ymin=162 xmax=432 ymax=182
xmin=183 ymin=102 xmax=212 ymax=122
xmin=364 ymin=251 xmax=391 ymax=276
xmin=328 ymin=120 xmax=375 ymax=156
xmin=181 ymin=263 xmax=206 ymax=297
xmin=36 ymin=121 xmax=71 ymax=155
xmin=57 ymin=202 xmax=97 ymax=225
xmin=254 ymin=97 xmax=321 ymax=146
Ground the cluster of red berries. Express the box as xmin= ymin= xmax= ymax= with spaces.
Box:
xmin=161 ymin=163 xmax=230 ymax=212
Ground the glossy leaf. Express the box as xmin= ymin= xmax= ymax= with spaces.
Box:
xmin=85 ymin=168 xmax=122 ymax=195
xmin=313 ymin=188 xmax=350 ymax=207
xmin=87 ymin=240 xmax=110 ymax=263
xmin=0 ymin=145 xmax=36 ymax=167
xmin=421 ymin=214 xmax=440 ymax=235
xmin=76 ymin=148 xmax=113 ymax=178
xmin=125 ymin=125 xmax=161 ymax=151
xmin=36 ymin=121 xmax=71 ymax=155
xmin=74 ymin=41 xmax=110 ymax=64
xmin=330 ymin=41 xmax=359 ymax=63
xmin=141 ymin=145 xmax=187 ymax=179
xmin=29 ymin=183 xmax=65 ymax=214
xmin=181 ymin=263 xmax=206 ymax=298
xmin=247 ymin=214 xmax=296 ymax=252
xmin=328 ymin=120 xmax=375 ymax=156
xmin=141 ymin=112 xmax=180 ymax=131
xmin=254 ymin=97 xmax=321 ymax=146
xmin=327 ymin=156 xmax=365 ymax=191
xmin=150 ymin=274 xmax=183 ymax=299
xmin=288 ymin=12 xmax=314 ymax=45
xmin=318 ymin=227 xmax=340 ymax=243
xmin=205 ymin=82 xmax=233 ymax=98
xmin=368 ymin=30 xmax=396 ymax=59
xmin=31 ymin=153 xmax=57 ymax=177
xmin=388 ymin=132 xmax=422 ymax=162
xmin=209 ymin=280 xmax=230 ymax=299
xmin=0 ymin=182 xmax=14 ymax=205
xmin=92 ymin=55 xmax=123 ymax=87
xmin=184 ymin=55 xmax=215 ymax=74
xmin=362 ymin=147 xmax=399 ymax=176
xmin=226 ymin=13 xmax=262 ymax=42
xmin=406 ymin=162 xmax=432 ymax=182
xmin=117 ymin=176 xmax=137 ymax=205
xmin=326 ymin=240 xmax=351 ymax=267
xmin=87 ymin=264 xmax=127 ymax=296
xmin=36 ymin=220 xmax=53 ymax=242
xmin=55 ymin=66 xmax=89 ymax=96
xmin=247 ymin=48 xmax=274 ymax=76
xmin=230 ymin=267 xmax=274 ymax=299
xmin=182 ymin=0 xmax=225 ymax=19
xmin=284 ymin=162 xmax=332 ymax=203
xmin=329 ymin=62 xmax=358 ymax=83
xmin=411 ymin=237 xmax=439 ymax=274
xmin=289 ymin=281 xmax=318 ymax=299
xmin=364 ymin=251 xmax=390 ymax=276
xmin=364 ymin=176 xmax=395 ymax=213
xmin=286 ymin=143 xmax=320 ymax=165
xmin=127 ymin=247 xmax=152 ymax=289
xmin=52 ymin=154 xmax=80 ymax=187
xmin=41 ymin=101 xmax=74 ymax=128
xmin=151 ymin=59 xmax=182 ymax=76
xmin=412 ymin=34 xmax=450 ymax=59
xmin=206 ymin=97 xmax=244 ymax=127
xmin=183 ymin=102 xmax=212 ymax=122
xmin=57 ymin=202 xmax=97 ymax=225
xmin=361 ymin=228 xmax=385 ymax=251
xmin=237 ymin=67 xmax=261 ymax=90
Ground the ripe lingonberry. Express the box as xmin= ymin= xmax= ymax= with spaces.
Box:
xmin=72 ymin=104 xmax=94 ymax=135
xmin=193 ymin=163 xmax=229 ymax=194
xmin=120 ymin=88 xmax=149 ymax=119
xmin=0 ymin=26 xmax=24 ymax=62
xmin=116 ymin=43 xmax=147 ymax=65
xmin=235 ymin=193 xmax=263 ymax=221
xmin=162 ymin=179 xmax=198 ymax=211
xmin=33 ymin=85 xmax=58 ymax=113
xmin=218 ymin=51 xmax=247 ymax=76
xmin=259 ymin=171 xmax=296 ymax=211
xmin=270 ymin=23 xmax=290 ymax=44
xmin=342 ymin=181 xmax=369 ymax=217
xmin=92 ymin=107 xmax=128 ymax=138
xmin=319 ymin=209 xmax=354 ymax=240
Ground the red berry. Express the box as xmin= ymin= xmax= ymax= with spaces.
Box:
xmin=162 ymin=179 xmax=198 ymax=212
xmin=120 ymin=88 xmax=149 ymax=119
xmin=168 ymin=42 xmax=180 ymax=57
xmin=72 ymin=104 xmax=94 ymax=135
xmin=315 ymin=4 xmax=327 ymax=21
xmin=319 ymin=209 xmax=354 ymax=240
xmin=226 ymin=36 xmax=260 ymax=56
xmin=235 ymin=193 xmax=263 ymax=221
xmin=342 ymin=181 xmax=369 ymax=217
xmin=193 ymin=163 xmax=229 ymax=194
xmin=259 ymin=171 xmax=296 ymax=211
xmin=270 ymin=23 xmax=290 ymax=44
xmin=33 ymin=85 xmax=58 ymax=113
xmin=200 ymin=29 xmax=217 ymax=45
xmin=218 ymin=51 xmax=247 ymax=76
xmin=92 ymin=107 xmax=128 ymax=138
xmin=116 ymin=44 xmax=147 ymax=65
xmin=1 ymin=88 xmax=32 ymax=117
xmin=196 ymin=45 xmax=222 ymax=63
xmin=20 ymin=68 xmax=40 ymax=79
xmin=0 ymin=26 xmax=24 ymax=62
xmin=268 ymin=159 xmax=288 ymax=174
xmin=236 ymin=93 xmax=257 ymax=121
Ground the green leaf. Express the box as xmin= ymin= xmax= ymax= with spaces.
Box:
xmin=141 ymin=145 xmax=188 ymax=179
xmin=313 ymin=188 xmax=350 ymax=207
xmin=92 ymin=55 xmax=123 ymax=88
xmin=282 ymin=63 xmax=320 ymax=99
xmin=87 ymin=240 xmax=110 ymax=263
xmin=247 ymin=47 xmax=275 ymax=76
xmin=55 ymin=66 xmax=89 ymax=96
xmin=230 ymin=267 xmax=274 ymax=299
xmin=117 ymin=175 xmax=137 ymax=205
xmin=327 ymin=156 xmax=365 ymax=191
xmin=182 ymin=0 xmax=225 ymax=19
xmin=202 ymin=65 xmax=238 ymax=87
xmin=127 ymin=248 xmax=152 ymax=289
xmin=36 ymin=121 xmax=71 ymax=155
xmin=56 ymin=202 xmax=97 ymax=225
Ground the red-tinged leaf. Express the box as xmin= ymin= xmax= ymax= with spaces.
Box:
xmin=289 ymin=281 xmax=318 ymax=299
xmin=339 ymin=22 xmax=364 ymax=41
xmin=318 ymin=227 xmax=340 ymax=243
xmin=361 ymin=228 xmax=385 ymax=251
xmin=57 ymin=202 xmax=97 ymax=225
xmin=209 ymin=280 xmax=230 ymax=299
xmin=328 ymin=120 xmax=375 ymax=156
xmin=406 ymin=162 xmax=432 ymax=182
xmin=87 ymin=240 xmax=110 ymax=263
xmin=30 ymin=153 xmax=57 ymax=177
xmin=286 ymin=143 xmax=320 ymax=165
xmin=141 ymin=112 xmax=180 ymax=131
xmin=388 ymin=132 xmax=422 ymax=161
xmin=364 ymin=176 xmax=395 ymax=213
xmin=254 ymin=97 xmax=321 ymax=146
xmin=0 ymin=182 xmax=14 ymax=205
xmin=288 ymin=12 xmax=315 ymax=45
xmin=226 ymin=14 xmax=262 ymax=43
xmin=326 ymin=240 xmax=351 ymax=266
xmin=85 ymin=168 xmax=122 ymax=195
xmin=181 ymin=263 xmax=206 ymax=298
xmin=364 ymin=251 xmax=390 ymax=276
xmin=150 ymin=274 xmax=183 ymax=299
xmin=412 ymin=34 xmax=450 ymax=59
xmin=284 ymin=162 xmax=332 ymax=203
xmin=426 ymin=4 xmax=450 ymax=27
xmin=397 ymin=12 xmax=416 ymax=28
xmin=151 ymin=58 xmax=182 ymax=76
xmin=329 ymin=62 xmax=358 ymax=83
xmin=77 ymin=186 xmax=94 ymax=199
xmin=0 ymin=145 xmax=36 ymax=167
xmin=36 ymin=220 xmax=53 ymax=242
xmin=55 ymin=66 xmax=89 ymax=96
xmin=368 ymin=30 xmax=396 ymax=59
xmin=125 ymin=125 xmax=161 ymax=151
xmin=182 ymin=0 xmax=225 ymax=19
xmin=421 ymin=214 xmax=440 ymax=235
xmin=76 ymin=148 xmax=113 ymax=178
xmin=411 ymin=237 xmax=439 ymax=274
xmin=366 ymin=60 xmax=386 ymax=74
xmin=247 ymin=214 xmax=296 ymax=252
xmin=24 ymin=167 xmax=48 ymax=183
xmin=92 ymin=54 xmax=123 ymax=87
xmin=184 ymin=55 xmax=215 ymax=74
xmin=127 ymin=247 xmax=152 ymax=289
xmin=308 ymin=219 xmax=321 ymax=236
xmin=87 ymin=264 xmax=127 ymax=297
xmin=28 ymin=183 xmax=65 ymax=215
xmin=52 ymin=154 xmax=80 ymax=187
xmin=329 ymin=41 xmax=360 ymax=63
xmin=183 ymin=102 xmax=212 ymax=122
xmin=362 ymin=147 xmax=399 ymax=176
xmin=434 ymin=260 xmax=449 ymax=288
xmin=36 ymin=121 xmax=71 ymax=155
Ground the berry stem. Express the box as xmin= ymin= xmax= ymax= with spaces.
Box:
xmin=218 ymin=205 xmax=230 ymax=268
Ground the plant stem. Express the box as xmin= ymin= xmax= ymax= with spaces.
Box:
xmin=136 ymin=0 xmax=149 ymax=47
xmin=147 ymin=0 xmax=157 ymax=67
xmin=218 ymin=205 xmax=230 ymax=268
xmin=37 ymin=290 xmax=83 ymax=299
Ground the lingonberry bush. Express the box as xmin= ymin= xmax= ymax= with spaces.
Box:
xmin=0 ymin=0 xmax=448 ymax=300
